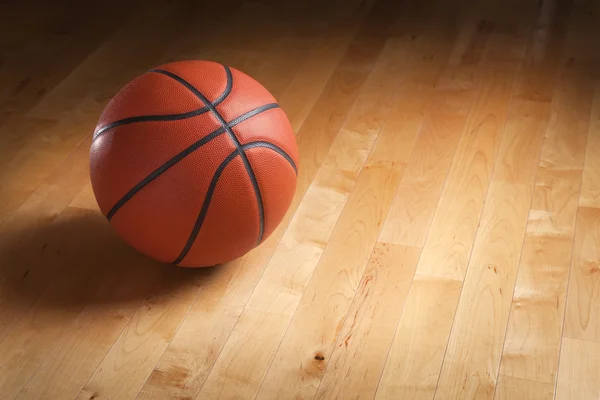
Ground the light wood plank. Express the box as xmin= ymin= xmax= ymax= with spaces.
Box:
xmin=434 ymin=99 xmax=550 ymax=399
xmin=254 ymin=11 xmax=465 ymax=397
xmin=312 ymin=42 xmax=489 ymax=400
xmin=74 ymin=294 xmax=193 ymax=400
xmin=69 ymin=182 xmax=98 ymax=210
xmin=137 ymin=8 xmax=387 ymax=399
xmin=555 ymin=337 xmax=600 ymax=399
xmin=314 ymin=243 xmax=420 ymax=400
xmin=499 ymin=58 xmax=594 ymax=384
xmin=196 ymin=37 xmax=409 ymax=400
xmin=276 ymin=24 xmax=365 ymax=133
xmin=255 ymin=159 xmax=403 ymax=399
xmin=498 ymin=172 xmax=580 ymax=382
xmin=417 ymin=68 xmax=516 ymax=280
xmin=378 ymin=74 xmax=478 ymax=247
xmin=376 ymin=24 xmax=531 ymax=398
xmin=580 ymin=83 xmax=600 ymax=209
xmin=494 ymin=375 xmax=554 ymax=400
xmin=375 ymin=276 xmax=463 ymax=400
xmin=291 ymin=2 xmax=399 ymax=202
xmin=564 ymin=206 xmax=600 ymax=343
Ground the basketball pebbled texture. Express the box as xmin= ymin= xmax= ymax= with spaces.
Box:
xmin=89 ymin=60 xmax=299 ymax=267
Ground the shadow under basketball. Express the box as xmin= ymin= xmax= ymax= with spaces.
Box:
xmin=0 ymin=206 xmax=216 ymax=312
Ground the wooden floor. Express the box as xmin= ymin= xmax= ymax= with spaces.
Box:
xmin=1 ymin=0 xmax=600 ymax=398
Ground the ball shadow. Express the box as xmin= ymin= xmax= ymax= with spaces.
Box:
xmin=0 ymin=207 xmax=218 ymax=311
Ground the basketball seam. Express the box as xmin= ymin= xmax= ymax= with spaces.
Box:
xmin=243 ymin=141 xmax=298 ymax=174
xmin=171 ymin=141 xmax=298 ymax=265
xmin=105 ymin=103 xmax=280 ymax=221
xmin=171 ymin=149 xmax=239 ymax=265
xmin=92 ymin=65 xmax=234 ymax=140
xmin=150 ymin=67 xmax=268 ymax=260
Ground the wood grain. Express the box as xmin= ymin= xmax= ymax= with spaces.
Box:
xmin=564 ymin=206 xmax=600 ymax=343
xmin=14 ymin=214 xmax=208 ymax=400
xmin=255 ymin=160 xmax=403 ymax=399
xmin=74 ymin=294 xmax=193 ymax=400
xmin=499 ymin=59 xmax=593 ymax=385
xmin=376 ymin=276 xmax=463 ymax=400
xmin=417 ymin=68 xmax=515 ymax=280
xmin=434 ymin=99 xmax=550 ymax=399
xmin=314 ymin=243 xmax=420 ymax=400
xmin=494 ymin=375 xmax=554 ymax=400
xmin=555 ymin=337 xmax=600 ymax=399
xmin=376 ymin=21 xmax=531 ymax=396
xmin=379 ymin=77 xmax=477 ymax=247
xmin=580 ymin=83 xmax=600 ymax=209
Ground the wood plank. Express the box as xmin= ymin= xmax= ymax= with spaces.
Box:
xmin=0 ymin=1 xmax=139 ymax=118
xmin=378 ymin=72 xmax=478 ymax=247
xmin=434 ymin=99 xmax=550 ymax=399
xmin=0 ymin=136 xmax=92 ymax=342
xmin=312 ymin=243 xmax=420 ymax=400
xmin=69 ymin=182 xmax=98 ymax=210
xmin=74 ymin=294 xmax=193 ymax=400
xmin=564 ymin=206 xmax=600 ymax=343
xmin=499 ymin=58 xmax=594 ymax=384
xmin=312 ymin=44 xmax=488 ymax=400
xmin=13 ymin=214 xmax=209 ymax=400
xmin=27 ymin=0 xmax=187 ymax=120
xmin=375 ymin=14 xmax=531 ymax=396
xmin=291 ymin=2 xmax=399 ymax=202
xmin=580 ymin=83 xmax=600 ymax=209
xmin=253 ymin=10 xmax=465 ymax=397
xmin=195 ymin=37 xmax=409 ymax=400
xmin=494 ymin=375 xmax=554 ymax=400
xmin=0 ymin=114 xmax=92 ymax=227
xmin=255 ymin=160 xmax=403 ymax=400
xmin=498 ymin=172 xmax=580 ymax=382
xmin=512 ymin=0 xmax=573 ymax=103
xmin=417 ymin=68 xmax=517 ymax=280
xmin=377 ymin=0 xmax=522 ymax=251
xmin=0 ymin=116 xmax=57 ymax=225
xmin=276 ymin=24 xmax=363 ymax=133
xmin=0 ymin=206 xmax=158 ymax=400
xmin=555 ymin=337 xmax=600 ymax=399
xmin=375 ymin=276 xmax=462 ymax=400
xmin=136 ymin=7 xmax=389 ymax=399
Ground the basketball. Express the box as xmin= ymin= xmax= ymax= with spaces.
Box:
xmin=89 ymin=60 xmax=299 ymax=267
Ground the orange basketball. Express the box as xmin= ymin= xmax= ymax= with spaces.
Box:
xmin=89 ymin=60 xmax=299 ymax=267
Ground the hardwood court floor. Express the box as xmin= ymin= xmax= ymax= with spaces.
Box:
xmin=1 ymin=0 xmax=600 ymax=398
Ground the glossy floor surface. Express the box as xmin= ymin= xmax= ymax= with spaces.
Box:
xmin=1 ymin=0 xmax=600 ymax=399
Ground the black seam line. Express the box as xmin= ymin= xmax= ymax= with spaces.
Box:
xmin=242 ymin=141 xmax=298 ymax=175
xmin=152 ymin=68 xmax=266 ymax=248
xmin=172 ymin=149 xmax=239 ymax=265
xmin=105 ymin=103 xmax=279 ymax=221
xmin=92 ymin=65 xmax=233 ymax=140
xmin=170 ymin=141 xmax=296 ymax=265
